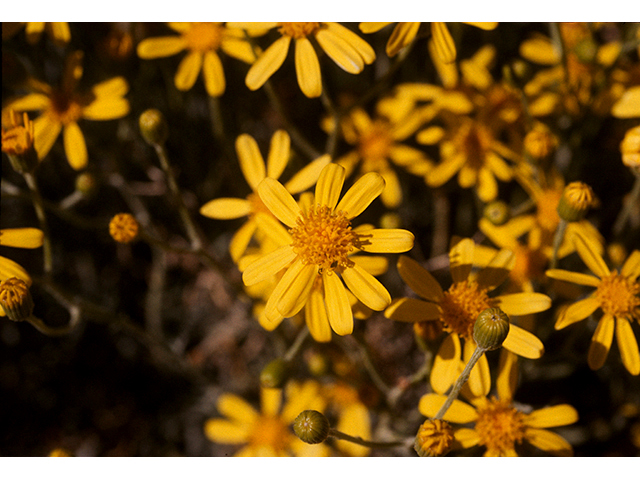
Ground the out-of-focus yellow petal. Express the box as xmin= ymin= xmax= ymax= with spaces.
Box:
xmin=545 ymin=269 xmax=601 ymax=287
xmin=396 ymin=255 xmax=444 ymax=302
xmin=612 ymin=86 xmax=640 ymax=118
xmin=6 ymin=93 xmax=51 ymax=112
xmin=204 ymin=419 xmax=250 ymax=444
xmin=137 ymin=36 xmax=187 ymax=59
xmin=294 ymin=37 xmax=322 ymax=98
xmin=341 ymin=263 xmax=390 ymax=311
xmin=449 ymin=238 xmax=474 ymax=284
xmin=323 ymin=271 xmax=353 ymax=336
xmin=386 ymin=22 xmax=420 ymax=57
xmin=621 ymin=250 xmax=640 ymax=280
xmin=336 ymin=172 xmax=385 ymax=219
xmin=476 ymin=167 xmax=498 ymax=202
xmin=199 ymin=198 xmax=252 ymax=219
xmin=384 ymin=297 xmax=441 ymax=323
xmin=475 ymin=249 xmax=514 ymax=291
xmin=524 ymin=428 xmax=573 ymax=456
xmin=454 ymin=428 xmax=480 ymax=448
xmin=431 ymin=22 xmax=456 ymax=64
xmin=379 ymin=168 xmax=402 ymax=209
xmin=431 ymin=333 xmax=462 ymax=394
xmin=359 ymin=228 xmax=414 ymax=254
xmin=257 ymin=177 xmax=301 ymax=228
xmin=217 ymin=393 xmax=259 ymax=424
xmin=501 ymin=324 xmax=544 ymax=359
xmin=174 ymin=51 xmax=202 ymax=92
xmin=260 ymin=387 xmax=282 ymax=417
xmin=463 ymin=22 xmax=498 ymax=31
xmin=265 ymin=130 xmax=290 ymax=180
xmin=519 ymin=36 xmax=560 ymax=65
xmin=284 ymin=154 xmax=331 ymax=194
xmin=418 ymin=393 xmax=478 ymax=423
xmin=335 ymin=402 xmax=371 ymax=456
xmin=554 ymin=296 xmax=600 ymax=329
xmin=616 ymin=317 xmax=640 ymax=375
xmin=0 ymin=228 xmax=44 ymax=249
xmin=496 ymin=350 xmax=518 ymax=402
xmin=246 ymin=36 xmax=290 ymax=91
xmin=427 ymin=151 xmax=466 ymax=187
xmin=82 ymin=98 xmax=130 ymax=121
xmin=91 ymin=77 xmax=129 ymax=98
xmin=63 ymin=122 xmax=88 ymax=170
xmin=359 ymin=22 xmax=393 ymax=34
xmin=202 ymin=50 xmax=225 ymax=97
xmin=574 ymin=232 xmax=610 ymax=278
xmin=236 ymin=134 xmax=266 ymax=191
xmin=525 ymin=405 xmax=579 ymax=428
xmin=588 ymin=314 xmax=614 ymax=370
xmin=33 ymin=114 xmax=61 ymax=160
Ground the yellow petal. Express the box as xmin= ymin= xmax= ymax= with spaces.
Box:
xmin=0 ymin=256 xmax=31 ymax=285
xmin=496 ymin=350 xmax=518 ymax=402
xmin=359 ymin=228 xmax=414 ymax=254
xmin=91 ymin=77 xmax=129 ymax=98
xmin=323 ymin=271 xmax=353 ymax=336
xmin=621 ymin=250 xmax=640 ymax=280
xmin=137 ymin=36 xmax=186 ymax=59
xmin=336 ymin=172 xmax=385 ymax=219
xmin=315 ymin=26 xmax=364 ymax=74
xmin=341 ymin=263 xmax=390 ymax=311
xmin=204 ymin=418 xmax=249 ymax=444
xmin=588 ymin=314 xmax=614 ymax=370
xmin=475 ymin=249 xmax=514 ymax=291
xmin=386 ymin=22 xmax=420 ymax=57
xmin=449 ymin=238 xmax=474 ymax=284
xmin=519 ymin=36 xmax=560 ymax=65
xmin=476 ymin=167 xmax=498 ymax=202
xmin=306 ymin=287 xmax=332 ymax=342
xmin=427 ymin=151 xmax=466 ymax=187
xmin=242 ymin=245 xmax=296 ymax=286
xmin=616 ymin=317 xmax=640 ymax=375
xmin=396 ymin=255 xmax=444 ymax=302
xmin=217 ymin=393 xmax=259 ymax=424
xmin=545 ymin=269 xmax=601 ymax=287
xmin=555 ymin=297 xmax=600 ymax=330
xmin=253 ymin=213 xmax=292 ymax=247
xmin=502 ymin=324 xmax=544 ymax=359
xmin=466 ymin=342 xmax=491 ymax=397
xmin=431 ymin=22 xmax=456 ymax=63
xmin=63 ymin=122 xmax=88 ymax=170
xmin=379 ymin=168 xmax=402 ymax=209
xmin=0 ymin=228 xmax=44 ymax=249
xmin=525 ymin=405 xmax=579 ymax=428
xmin=315 ymin=163 xmax=345 ymax=210
xmin=275 ymin=260 xmax=315 ymax=318
xmin=174 ymin=51 xmax=202 ymax=91
xmin=351 ymin=255 xmax=388 ymax=276
xmin=82 ymin=97 xmax=130 ymax=121
xmin=358 ymin=22 xmax=392 ymax=34
xmin=34 ymin=114 xmax=62 ymax=160
xmin=229 ymin=220 xmax=257 ymax=264
xmin=493 ymin=292 xmax=551 ymax=316
xmin=430 ymin=333 xmax=462 ymax=394
xmin=418 ymin=393 xmax=478 ymax=423
xmin=294 ymin=37 xmax=322 ymax=98
xmin=454 ymin=428 xmax=480 ymax=449
xmin=199 ymin=197 xmax=251 ymax=219
xmin=257 ymin=177 xmax=301 ymax=228
xmin=463 ymin=22 xmax=498 ymax=31
xmin=284 ymin=154 xmax=331 ymax=194
xmin=6 ymin=93 xmax=51 ymax=112
xmin=246 ymin=36 xmax=290 ymax=91
xmin=202 ymin=50 xmax=225 ymax=97
xmin=334 ymin=403 xmax=371 ymax=457
xmin=384 ymin=297 xmax=441 ymax=323
xmin=524 ymin=428 xmax=573 ymax=456
xmin=266 ymin=130 xmax=290 ymax=180
xmin=612 ymin=86 xmax=640 ymax=118
xmin=574 ymin=232 xmax=610 ymax=278
xmin=236 ymin=134 xmax=266 ymax=191
xmin=261 ymin=387 xmax=282 ymax=417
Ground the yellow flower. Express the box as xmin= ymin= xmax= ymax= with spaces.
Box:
xmin=330 ymin=104 xmax=434 ymax=208
xmin=4 ymin=51 xmax=129 ymax=170
xmin=385 ymin=239 xmax=549 ymax=397
xmin=242 ymin=163 xmax=414 ymax=338
xmin=109 ymin=213 xmax=140 ymax=244
xmin=546 ymin=232 xmax=640 ymax=375
xmin=358 ymin=22 xmax=497 ymax=62
xmin=419 ymin=351 xmax=579 ymax=456
xmin=232 ymin=22 xmax=375 ymax=98
xmin=204 ymin=381 xmax=330 ymax=456
xmin=620 ymin=125 xmax=640 ymax=171
xmin=0 ymin=228 xmax=43 ymax=317
xmin=136 ymin=23 xmax=257 ymax=97
xmin=2 ymin=22 xmax=70 ymax=46
xmin=612 ymin=86 xmax=640 ymax=118
xmin=322 ymin=381 xmax=371 ymax=456
xmin=200 ymin=130 xmax=330 ymax=262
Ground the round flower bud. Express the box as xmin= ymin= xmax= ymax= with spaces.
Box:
xmin=414 ymin=419 xmax=454 ymax=457
xmin=260 ymin=358 xmax=291 ymax=389
xmin=524 ymin=122 xmax=558 ymax=161
xmin=109 ymin=213 xmax=139 ymax=244
xmin=75 ymin=172 xmax=97 ymax=197
xmin=483 ymin=201 xmax=510 ymax=226
xmin=293 ymin=410 xmax=330 ymax=444
xmin=620 ymin=125 xmax=640 ymax=173
xmin=557 ymin=181 xmax=597 ymax=222
xmin=139 ymin=109 xmax=168 ymax=146
xmin=473 ymin=307 xmax=510 ymax=351
xmin=0 ymin=277 xmax=34 ymax=322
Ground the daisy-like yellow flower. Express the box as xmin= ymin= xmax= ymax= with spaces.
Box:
xmin=4 ymin=51 xmax=129 ymax=171
xmin=204 ymin=381 xmax=330 ymax=456
xmin=330 ymin=104 xmax=434 ymax=208
xmin=136 ymin=23 xmax=258 ymax=97
xmin=385 ymin=238 xmax=549 ymax=397
xmin=322 ymin=381 xmax=371 ymax=456
xmin=358 ymin=22 xmax=498 ymax=62
xmin=2 ymin=22 xmax=70 ymax=46
xmin=231 ymin=22 xmax=375 ymax=98
xmin=419 ymin=351 xmax=579 ymax=456
xmin=546 ymin=232 xmax=640 ymax=375
xmin=242 ymin=163 xmax=414 ymax=338
xmin=200 ymin=130 xmax=330 ymax=262
xmin=0 ymin=228 xmax=43 ymax=317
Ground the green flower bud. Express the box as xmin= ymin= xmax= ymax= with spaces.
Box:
xmin=75 ymin=172 xmax=97 ymax=197
xmin=260 ymin=358 xmax=291 ymax=389
xmin=293 ymin=410 xmax=330 ymax=444
xmin=557 ymin=181 xmax=597 ymax=222
xmin=483 ymin=201 xmax=510 ymax=226
xmin=0 ymin=277 xmax=34 ymax=322
xmin=139 ymin=109 xmax=168 ymax=146
xmin=473 ymin=307 xmax=510 ymax=351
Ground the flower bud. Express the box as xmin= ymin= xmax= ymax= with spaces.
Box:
xmin=557 ymin=181 xmax=597 ymax=222
xmin=414 ymin=419 xmax=454 ymax=457
xmin=483 ymin=200 xmax=510 ymax=226
xmin=524 ymin=122 xmax=558 ymax=161
xmin=139 ymin=109 xmax=168 ymax=146
xmin=1 ymin=110 xmax=38 ymax=174
xmin=260 ymin=358 xmax=291 ymax=389
xmin=473 ymin=307 xmax=510 ymax=351
xmin=75 ymin=172 xmax=97 ymax=197
xmin=293 ymin=410 xmax=330 ymax=444
xmin=0 ymin=277 xmax=34 ymax=322
xmin=109 ymin=213 xmax=139 ymax=244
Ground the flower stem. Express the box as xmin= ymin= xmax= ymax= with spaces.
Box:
xmin=434 ymin=345 xmax=486 ymax=420
xmin=613 ymin=171 xmax=640 ymax=236
xmin=328 ymin=428 xmax=404 ymax=449
xmin=283 ymin=326 xmax=309 ymax=362
xmin=550 ymin=218 xmax=568 ymax=269
xmin=23 ymin=171 xmax=53 ymax=275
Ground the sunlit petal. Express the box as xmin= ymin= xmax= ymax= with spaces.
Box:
xmin=246 ymin=36 xmax=290 ymax=91
xmin=396 ymin=255 xmax=444 ymax=302
xmin=315 ymin=163 xmax=345 ymax=210
xmin=616 ymin=317 xmax=640 ymax=375
xmin=341 ymin=263 xmax=391 ymax=311
xmin=336 ymin=172 xmax=385 ymax=219
xmin=418 ymin=393 xmax=478 ymax=423
xmin=323 ymin=271 xmax=353 ymax=336
xmin=525 ymin=405 xmax=579 ymax=428
xmin=502 ymin=324 xmax=544 ymax=359
xmin=258 ymin=178 xmax=301 ymax=228
xmin=588 ymin=314 xmax=614 ymax=370
xmin=295 ymin=37 xmax=322 ymax=98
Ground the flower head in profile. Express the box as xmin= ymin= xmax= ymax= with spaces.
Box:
xmin=200 ymin=130 xmax=330 ymax=262
xmin=242 ymin=163 xmax=414 ymax=339
xmin=231 ymin=22 xmax=375 ymax=98
xmin=4 ymin=51 xmax=129 ymax=170
xmin=546 ymin=232 xmax=640 ymax=375
xmin=137 ymin=23 xmax=258 ymax=97
xmin=0 ymin=228 xmax=43 ymax=318
xmin=385 ymin=238 xmax=550 ymax=397
xmin=204 ymin=381 xmax=329 ymax=456
xmin=419 ymin=351 xmax=579 ymax=456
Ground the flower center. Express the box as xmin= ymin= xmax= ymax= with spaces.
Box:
xmin=511 ymin=245 xmax=547 ymax=288
xmin=358 ymin=121 xmax=393 ymax=165
xmin=278 ymin=22 xmax=321 ymax=39
xmin=49 ymin=90 xmax=83 ymax=125
xmin=439 ymin=280 xmax=491 ymax=339
xmin=248 ymin=415 xmax=292 ymax=454
xmin=183 ymin=22 xmax=224 ymax=52
xmin=596 ymin=272 xmax=640 ymax=319
xmin=289 ymin=205 xmax=360 ymax=274
xmin=475 ymin=397 xmax=526 ymax=455
xmin=458 ymin=121 xmax=491 ymax=170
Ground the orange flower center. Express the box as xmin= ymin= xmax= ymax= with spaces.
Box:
xmin=183 ymin=22 xmax=224 ymax=52
xmin=248 ymin=415 xmax=292 ymax=455
xmin=49 ymin=90 xmax=83 ymax=125
xmin=440 ymin=280 xmax=491 ymax=339
xmin=358 ymin=121 xmax=393 ymax=166
xmin=278 ymin=22 xmax=321 ymax=39
xmin=511 ymin=245 xmax=547 ymax=287
xmin=289 ymin=205 xmax=360 ymax=274
xmin=109 ymin=213 xmax=140 ymax=244
xmin=475 ymin=397 xmax=526 ymax=455
xmin=596 ymin=272 xmax=640 ymax=319
xmin=457 ymin=121 xmax=492 ymax=171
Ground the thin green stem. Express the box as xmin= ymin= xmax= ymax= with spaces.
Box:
xmin=283 ymin=326 xmax=310 ymax=362
xmin=551 ymin=218 xmax=568 ymax=269
xmin=22 ymin=172 xmax=53 ymax=275
xmin=613 ymin=171 xmax=640 ymax=237
xmin=328 ymin=428 xmax=404 ymax=449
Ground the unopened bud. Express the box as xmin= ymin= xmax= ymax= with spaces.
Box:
xmin=414 ymin=419 xmax=454 ymax=457
xmin=260 ymin=358 xmax=291 ymax=389
xmin=483 ymin=201 xmax=510 ymax=226
xmin=109 ymin=213 xmax=139 ymax=244
xmin=293 ymin=410 xmax=330 ymax=444
xmin=139 ymin=109 xmax=168 ymax=146
xmin=473 ymin=307 xmax=510 ymax=351
xmin=0 ymin=277 xmax=34 ymax=322
xmin=557 ymin=181 xmax=597 ymax=222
